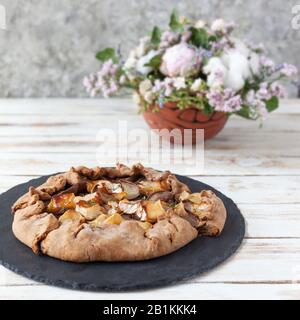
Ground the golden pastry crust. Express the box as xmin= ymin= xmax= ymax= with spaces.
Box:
xmin=11 ymin=163 xmax=227 ymax=262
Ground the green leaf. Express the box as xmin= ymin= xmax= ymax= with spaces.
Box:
xmin=190 ymin=27 xmax=209 ymax=49
xmin=169 ymin=9 xmax=184 ymax=32
xmin=95 ymin=48 xmax=118 ymax=63
xmin=236 ymin=105 xmax=253 ymax=119
xmin=203 ymin=102 xmax=214 ymax=115
xmin=208 ymin=35 xmax=218 ymax=42
xmin=151 ymin=26 xmax=161 ymax=46
xmin=145 ymin=54 xmax=162 ymax=69
xmin=265 ymin=96 xmax=279 ymax=113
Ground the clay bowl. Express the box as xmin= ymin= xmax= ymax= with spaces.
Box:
xmin=143 ymin=102 xmax=228 ymax=144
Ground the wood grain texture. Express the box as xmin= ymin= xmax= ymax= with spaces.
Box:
xmin=0 ymin=98 xmax=299 ymax=300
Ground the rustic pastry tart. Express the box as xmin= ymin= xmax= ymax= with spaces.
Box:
xmin=12 ymin=163 xmax=227 ymax=262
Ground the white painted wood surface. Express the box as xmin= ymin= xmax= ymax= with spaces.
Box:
xmin=0 ymin=98 xmax=299 ymax=300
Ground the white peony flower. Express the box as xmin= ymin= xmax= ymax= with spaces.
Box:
xmin=190 ymin=78 xmax=203 ymax=92
xmin=159 ymin=43 xmax=201 ymax=77
xmin=136 ymin=50 xmax=159 ymax=75
xmin=173 ymin=77 xmax=186 ymax=90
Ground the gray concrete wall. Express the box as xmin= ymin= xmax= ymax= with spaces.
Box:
xmin=0 ymin=0 xmax=299 ymax=97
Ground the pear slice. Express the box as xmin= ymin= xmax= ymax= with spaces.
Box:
xmin=137 ymin=221 xmax=152 ymax=231
xmin=47 ymin=193 xmax=76 ymax=214
xmin=104 ymin=213 xmax=124 ymax=225
xmin=139 ymin=181 xmax=164 ymax=195
xmin=59 ymin=209 xmax=84 ymax=223
xmin=145 ymin=200 xmax=166 ymax=222
xmin=76 ymin=200 xmax=104 ymax=220
xmin=88 ymin=214 xmax=107 ymax=227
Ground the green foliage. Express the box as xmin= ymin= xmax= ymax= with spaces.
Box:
xmin=151 ymin=26 xmax=162 ymax=46
xmin=265 ymin=96 xmax=279 ymax=113
xmin=189 ymin=27 xmax=210 ymax=49
xmin=145 ymin=54 xmax=162 ymax=69
xmin=169 ymin=9 xmax=184 ymax=32
xmin=95 ymin=48 xmax=118 ymax=63
xmin=236 ymin=105 xmax=253 ymax=119
xmin=203 ymin=102 xmax=214 ymax=115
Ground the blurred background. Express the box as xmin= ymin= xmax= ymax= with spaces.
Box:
xmin=0 ymin=0 xmax=299 ymax=97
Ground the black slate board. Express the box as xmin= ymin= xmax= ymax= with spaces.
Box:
xmin=0 ymin=174 xmax=245 ymax=292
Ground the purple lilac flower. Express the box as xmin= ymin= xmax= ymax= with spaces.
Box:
xmin=270 ymin=82 xmax=286 ymax=98
xmin=158 ymin=94 xmax=165 ymax=109
xmin=83 ymin=74 xmax=98 ymax=97
xmin=161 ymin=31 xmax=180 ymax=45
xmin=260 ymin=56 xmax=275 ymax=73
xmin=153 ymin=80 xmax=164 ymax=93
xmin=207 ymin=88 xmax=242 ymax=112
xmin=181 ymin=31 xmax=192 ymax=43
xmin=84 ymin=59 xmax=120 ymax=98
xmin=256 ymin=83 xmax=272 ymax=100
xmin=211 ymin=38 xmax=231 ymax=53
xmin=279 ymin=63 xmax=298 ymax=77
xmin=246 ymin=90 xmax=268 ymax=120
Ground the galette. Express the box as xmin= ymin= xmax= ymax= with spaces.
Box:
xmin=12 ymin=163 xmax=227 ymax=262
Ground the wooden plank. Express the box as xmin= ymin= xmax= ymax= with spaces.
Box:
xmin=0 ymin=98 xmax=298 ymax=115
xmin=0 ymin=282 xmax=298 ymax=300
xmin=196 ymin=175 xmax=300 ymax=204
xmin=0 ymin=153 xmax=299 ymax=176
xmin=0 ymin=133 xmax=299 ymax=155
xmin=0 ymin=112 xmax=300 ymax=131
xmin=239 ymin=204 xmax=300 ymax=238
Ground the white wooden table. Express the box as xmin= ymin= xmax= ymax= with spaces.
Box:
xmin=0 ymin=98 xmax=300 ymax=300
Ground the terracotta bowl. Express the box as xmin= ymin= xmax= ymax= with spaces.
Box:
xmin=143 ymin=102 xmax=228 ymax=144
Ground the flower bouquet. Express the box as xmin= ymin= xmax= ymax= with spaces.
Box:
xmin=84 ymin=10 xmax=298 ymax=141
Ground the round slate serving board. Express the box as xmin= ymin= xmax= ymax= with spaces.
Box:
xmin=0 ymin=174 xmax=245 ymax=292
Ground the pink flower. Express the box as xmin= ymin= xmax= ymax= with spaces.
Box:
xmin=159 ymin=43 xmax=201 ymax=77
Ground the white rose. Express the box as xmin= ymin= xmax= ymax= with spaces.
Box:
xmin=211 ymin=19 xmax=226 ymax=32
xmin=132 ymin=91 xmax=141 ymax=105
xmin=136 ymin=50 xmax=159 ymax=75
xmin=139 ymin=79 xmax=152 ymax=96
xmin=190 ymin=78 xmax=203 ymax=92
xmin=124 ymin=54 xmax=137 ymax=70
xmin=194 ymin=20 xmax=206 ymax=29
xmin=173 ymin=77 xmax=186 ymax=90
xmin=143 ymin=91 xmax=155 ymax=103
